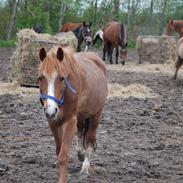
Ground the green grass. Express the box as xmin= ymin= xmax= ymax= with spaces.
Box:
xmin=128 ymin=40 xmax=136 ymax=49
xmin=0 ymin=40 xmax=16 ymax=48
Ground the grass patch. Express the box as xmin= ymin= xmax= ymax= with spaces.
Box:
xmin=128 ymin=40 xmax=136 ymax=49
xmin=0 ymin=40 xmax=16 ymax=47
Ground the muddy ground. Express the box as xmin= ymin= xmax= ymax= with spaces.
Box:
xmin=0 ymin=47 xmax=183 ymax=183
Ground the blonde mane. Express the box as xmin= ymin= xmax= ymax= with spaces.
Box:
xmin=40 ymin=46 xmax=78 ymax=77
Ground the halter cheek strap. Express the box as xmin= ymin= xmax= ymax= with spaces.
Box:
xmin=39 ymin=77 xmax=76 ymax=107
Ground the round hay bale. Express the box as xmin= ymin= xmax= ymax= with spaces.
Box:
xmin=136 ymin=35 xmax=176 ymax=64
xmin=10 ymin=29 xmax=77 ymax=86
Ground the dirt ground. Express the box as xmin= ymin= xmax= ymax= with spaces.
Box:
xmin=0 ymin=47 xmax=183 ymax=183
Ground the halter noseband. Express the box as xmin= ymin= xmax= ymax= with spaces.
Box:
xmin=39 ymin=77 xmax=76 ymax=107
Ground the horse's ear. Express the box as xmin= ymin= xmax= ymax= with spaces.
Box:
xmin=167 ymin=20 xmax=173 ymax=24
xmin=89 ymin=22 xmax=92 ymax=27
xmin=56 ymin=47 xmax=64 ymax=62
xmin=83 ymin=21 xmax=86 ymax=27
xmin=39 ymin=48 xmax=46 ymax=62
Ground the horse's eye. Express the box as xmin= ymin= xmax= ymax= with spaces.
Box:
xmin=60 ymin=77 xmax=64 ymax=81
xmin=38 ymin=76 xmax=44 ymax=82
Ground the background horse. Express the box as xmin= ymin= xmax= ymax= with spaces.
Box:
xmin=166 ymin=20 xmax=183 ymax=37
xmin=32 ymin=24 xmax=43 ymax=33
xmin=173 ymin=37 xmax=183 ymax=79
xmin=103 ymin=21 xmax=128 ymax=65
xmin=92 ymin=29 xmax=103 ymax=46
xmin=60 ymin=22 xmax=92 ymax=52
xmin=38 ymin=46 xmax=108 ymax=183
xmin=60 ymin=22 xmax=82 ymax=32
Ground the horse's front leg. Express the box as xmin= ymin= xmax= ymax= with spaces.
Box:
xmin=49 ymin=124 xmax=62 ymax=156
xmin=173 ymin=56 xmax=183 ymax=80
xmin=58 ymin=117 xmax=77 ymax=183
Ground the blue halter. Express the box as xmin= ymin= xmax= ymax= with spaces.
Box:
xmin=39 ymin=77 xmax=76 ymax=107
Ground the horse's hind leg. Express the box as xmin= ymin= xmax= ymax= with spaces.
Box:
xmin=173 ymin=56 xmax=183 ymax=80
xmin=76 ymin=120 xmax=87 ymax=161
xmin=115 ymin=47 xmax=119 ymax=64
xmin=80 ymin=109 xmax=102 ymax=174
xmin=103 ymin=44 xmax=106 ymax=61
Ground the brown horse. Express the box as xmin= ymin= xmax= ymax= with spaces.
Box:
xmin=103 ymin=21 xmax=128 ymax=65
xmin=38 ymin=46 xmax=108 ymax=183
xmin=166 ymin=20 xmax=183 ymax=37
xmin=173 ymin=37 xmax=183 ymax=79
xmin=60 ymin=22 xmax=92 ymax=52
xmin=60 ymin=22 xmax=82 ymax=32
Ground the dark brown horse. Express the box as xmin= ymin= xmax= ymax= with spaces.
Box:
xmin=166 ymin=20 xmax=183 ymax=37
xmin=38 ymin=46 xmax=108 ymax=183
xmin=103 ymin=21 xmax=128 ymax=65
xmin=60 ymin=22 xmax=92 ymax=52
xmin=173 ymin=37 xmax=183 ymax=79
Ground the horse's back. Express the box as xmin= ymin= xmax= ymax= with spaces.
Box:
xmin=60 ymin=23 xmax=82 ymax=32
xmin=103 ymin=21 xmax=119 ymax=44
xmin=75 ymin=52 xmax=107 ymax=77
xmin=74 ymin=52 xmax=107 ymax=116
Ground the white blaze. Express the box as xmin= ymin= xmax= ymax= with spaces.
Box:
xmin=44 ymin=71 xmax=59 ymax=117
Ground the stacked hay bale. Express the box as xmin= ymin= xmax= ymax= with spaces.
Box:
xmin=10 ymin=29 xmax=77 ymax=86
xmin=136 ymin=36 xmax=177 ymax=64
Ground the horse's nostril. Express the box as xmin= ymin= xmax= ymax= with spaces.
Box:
xmin=55 ymin=108 xmax=57 ymax=114
xmin=43 ymin=107 xmax=46 ymax=113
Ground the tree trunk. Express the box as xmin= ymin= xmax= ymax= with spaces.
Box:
xmin=113 ymin=0 xmax=119 ymax=20
xmin=58 ymin=2 xmax=67 ymax=31
xmin=127 ymin=0 xmax=131 ymax=28
xmin=92 ymin=0 xmax=98 ymax=31
xmin=150 ymin=0 xmax=154 ymax=33
xmin=159 ymin=0 xmax=168 ymax=34
xmin=4 ymin=0 xmax=19 ymax=40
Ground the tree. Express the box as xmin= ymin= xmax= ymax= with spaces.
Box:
xmin=4 ymin=0 xmax=19 ymax=40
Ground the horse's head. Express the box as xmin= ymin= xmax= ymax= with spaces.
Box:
xmin=166 ymin=20 xmax=175 ymax=36
xmin=119 ymin=23 xmax=128 ymax=65
xmin=38 ymin=47 xmax=76 ymax=121
xmin=81 ymin=21 xmax=92 ymax=50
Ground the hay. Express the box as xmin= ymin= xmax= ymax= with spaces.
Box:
xmin=108 ymin=83 xmax=158 ymax=99
xmin=10 ymin=29 xmax=77 ymax=85
xmin=136 ymin=35 xmax=177 ymax=64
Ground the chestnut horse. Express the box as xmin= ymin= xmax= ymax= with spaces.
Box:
xmin=38 ymin=46 xmax=108 ymax=183
xmin=60 ymin=22 xmax=92 ymax=52
xmin=166 ymin=20 xmax=183 ymax=37
xmin=173 ymin=37 xmax=183 ymax=79
xmin=60 ymin=22 xmax=82 ymax=32
xmin=103 ymin=21 xmax=128 ymax=65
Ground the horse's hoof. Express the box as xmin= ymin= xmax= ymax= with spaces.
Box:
xmin=80 ymin=161 xmax=90 ymax=174
xmin=172 ymin=76 xmax=177 ymax=80
xmin=77 ymin=151 xmax=85 ymax=162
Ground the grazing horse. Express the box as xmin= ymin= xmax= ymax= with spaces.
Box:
xmin=60 ymin=22 xmax=92 ymax=52
xmin=166 ymin=20 xmax=183 ymax=37
xmin=173 ymin=37 xmax=183 ymax=79
xmin=92 ymin=29 xmax=103 ymax=45
xmin=103 ymin=21 xmax=128 ymax=65
xmin=38 ymin=46 xmax=108 ymax=183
